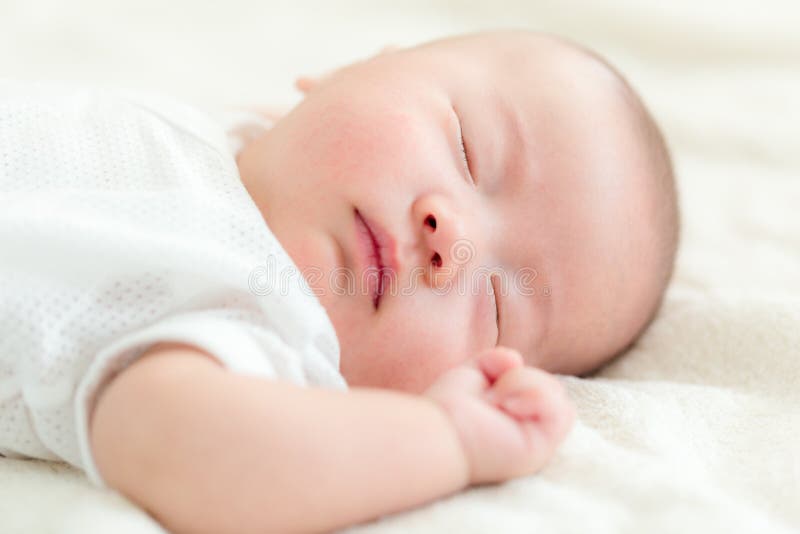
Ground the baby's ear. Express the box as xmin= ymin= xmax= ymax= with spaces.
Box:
xmin=294 ymin=76 xmax=320 ymax=94
xmin=294 ymin=71 xmax=338 ymax=95
xmin=294 ymin=44 xmax=400 ymax=96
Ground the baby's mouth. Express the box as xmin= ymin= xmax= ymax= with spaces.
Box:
xmin=354 ymin=209 xmax=390 ymax=310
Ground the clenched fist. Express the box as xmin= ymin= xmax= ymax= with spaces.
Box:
xmin=425 ymin=347 xmax=575 ymax=485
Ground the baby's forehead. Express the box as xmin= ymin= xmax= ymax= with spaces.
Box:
xmin=428 ymin=38 xmax=633 ymax=152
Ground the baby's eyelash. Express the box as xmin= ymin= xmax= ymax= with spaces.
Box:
xmin=453 ymin=106 xmax=476 ymax=186
xmin=491 ymin=274 xmax=501 ymax=345
xmin=459 ymin=135 xmax=470 ymax=172
xmin=459 ymin=130 xmax=475 ymax=184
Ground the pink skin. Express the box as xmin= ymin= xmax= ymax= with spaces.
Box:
xmin=236 ymin=32 xmax=661 ymax=394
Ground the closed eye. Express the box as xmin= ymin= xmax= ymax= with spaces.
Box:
xmin=453 ymin=106 xmax=476 ymax=186
xmin=491 ymin=274 xmax=500 ymax=345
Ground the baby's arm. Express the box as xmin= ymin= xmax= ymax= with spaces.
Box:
xmin=90 ymin=343 xmax=573 ymax=534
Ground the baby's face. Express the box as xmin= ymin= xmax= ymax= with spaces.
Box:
xmin=238 ymin=32 xmax=661 ymax=393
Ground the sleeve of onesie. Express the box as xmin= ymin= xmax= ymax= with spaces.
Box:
xmin=0 ymin=82 xmax=345 ymax=488
xmin=73 ymin=310 xmax=300 ymax=489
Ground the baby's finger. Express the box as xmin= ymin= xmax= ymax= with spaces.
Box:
xmin=486 ymin=366 xmax=564 ymax=406
xmin=425 ymin=365 xmax=488 ymax=399
xmin=477 ymin=346 xmax=524 ymax=384
xmin=491 ymin=368 xmax=574 ymax=434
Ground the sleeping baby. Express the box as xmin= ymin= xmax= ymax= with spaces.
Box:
xmin=0 ymin=30 xmax=679 ymax=533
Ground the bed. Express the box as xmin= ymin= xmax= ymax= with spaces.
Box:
xmin=1 ymin=0 xmax=798 ymax=532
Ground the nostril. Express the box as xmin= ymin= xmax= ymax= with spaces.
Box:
xmin=431 ymin=252 xmax=442 ymax=268
xmin=425 ymin=214 xmax=437 ymax=230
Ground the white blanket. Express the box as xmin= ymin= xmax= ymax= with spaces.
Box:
xmin=1 ymin=0 xmax=798 ymax=532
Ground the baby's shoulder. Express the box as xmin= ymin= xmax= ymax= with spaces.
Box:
xmin=0 ymin=80 xmax=229 ymax=160
xmin=112 ymin=88 xmax=231 ymax=156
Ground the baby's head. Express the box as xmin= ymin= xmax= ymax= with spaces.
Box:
xmin=237 ymin=30 xmax=679 ymax=393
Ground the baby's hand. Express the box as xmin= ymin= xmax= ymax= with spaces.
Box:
xmin=424 ymin=347 xmax=575 ymax=485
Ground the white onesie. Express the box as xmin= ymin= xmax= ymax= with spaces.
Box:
xmin=0 ymin=81 xmax=347 ymax=489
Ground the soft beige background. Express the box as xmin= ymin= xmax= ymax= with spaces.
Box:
xmin=1 ymin=1 xmax=798 ymax=533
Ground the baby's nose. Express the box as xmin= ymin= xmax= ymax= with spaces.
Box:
xmin=411 ymin=193 xmax=470 ymax=288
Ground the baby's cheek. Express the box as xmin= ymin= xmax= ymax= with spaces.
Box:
xmin=297 ymin=102 xmax=424 ymax=187
xmin=377 ymin=333 xmax=472 ymax=394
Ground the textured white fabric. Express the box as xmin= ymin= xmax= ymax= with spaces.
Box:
xmin=0 ymin=81 xmax=346 ymax=489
